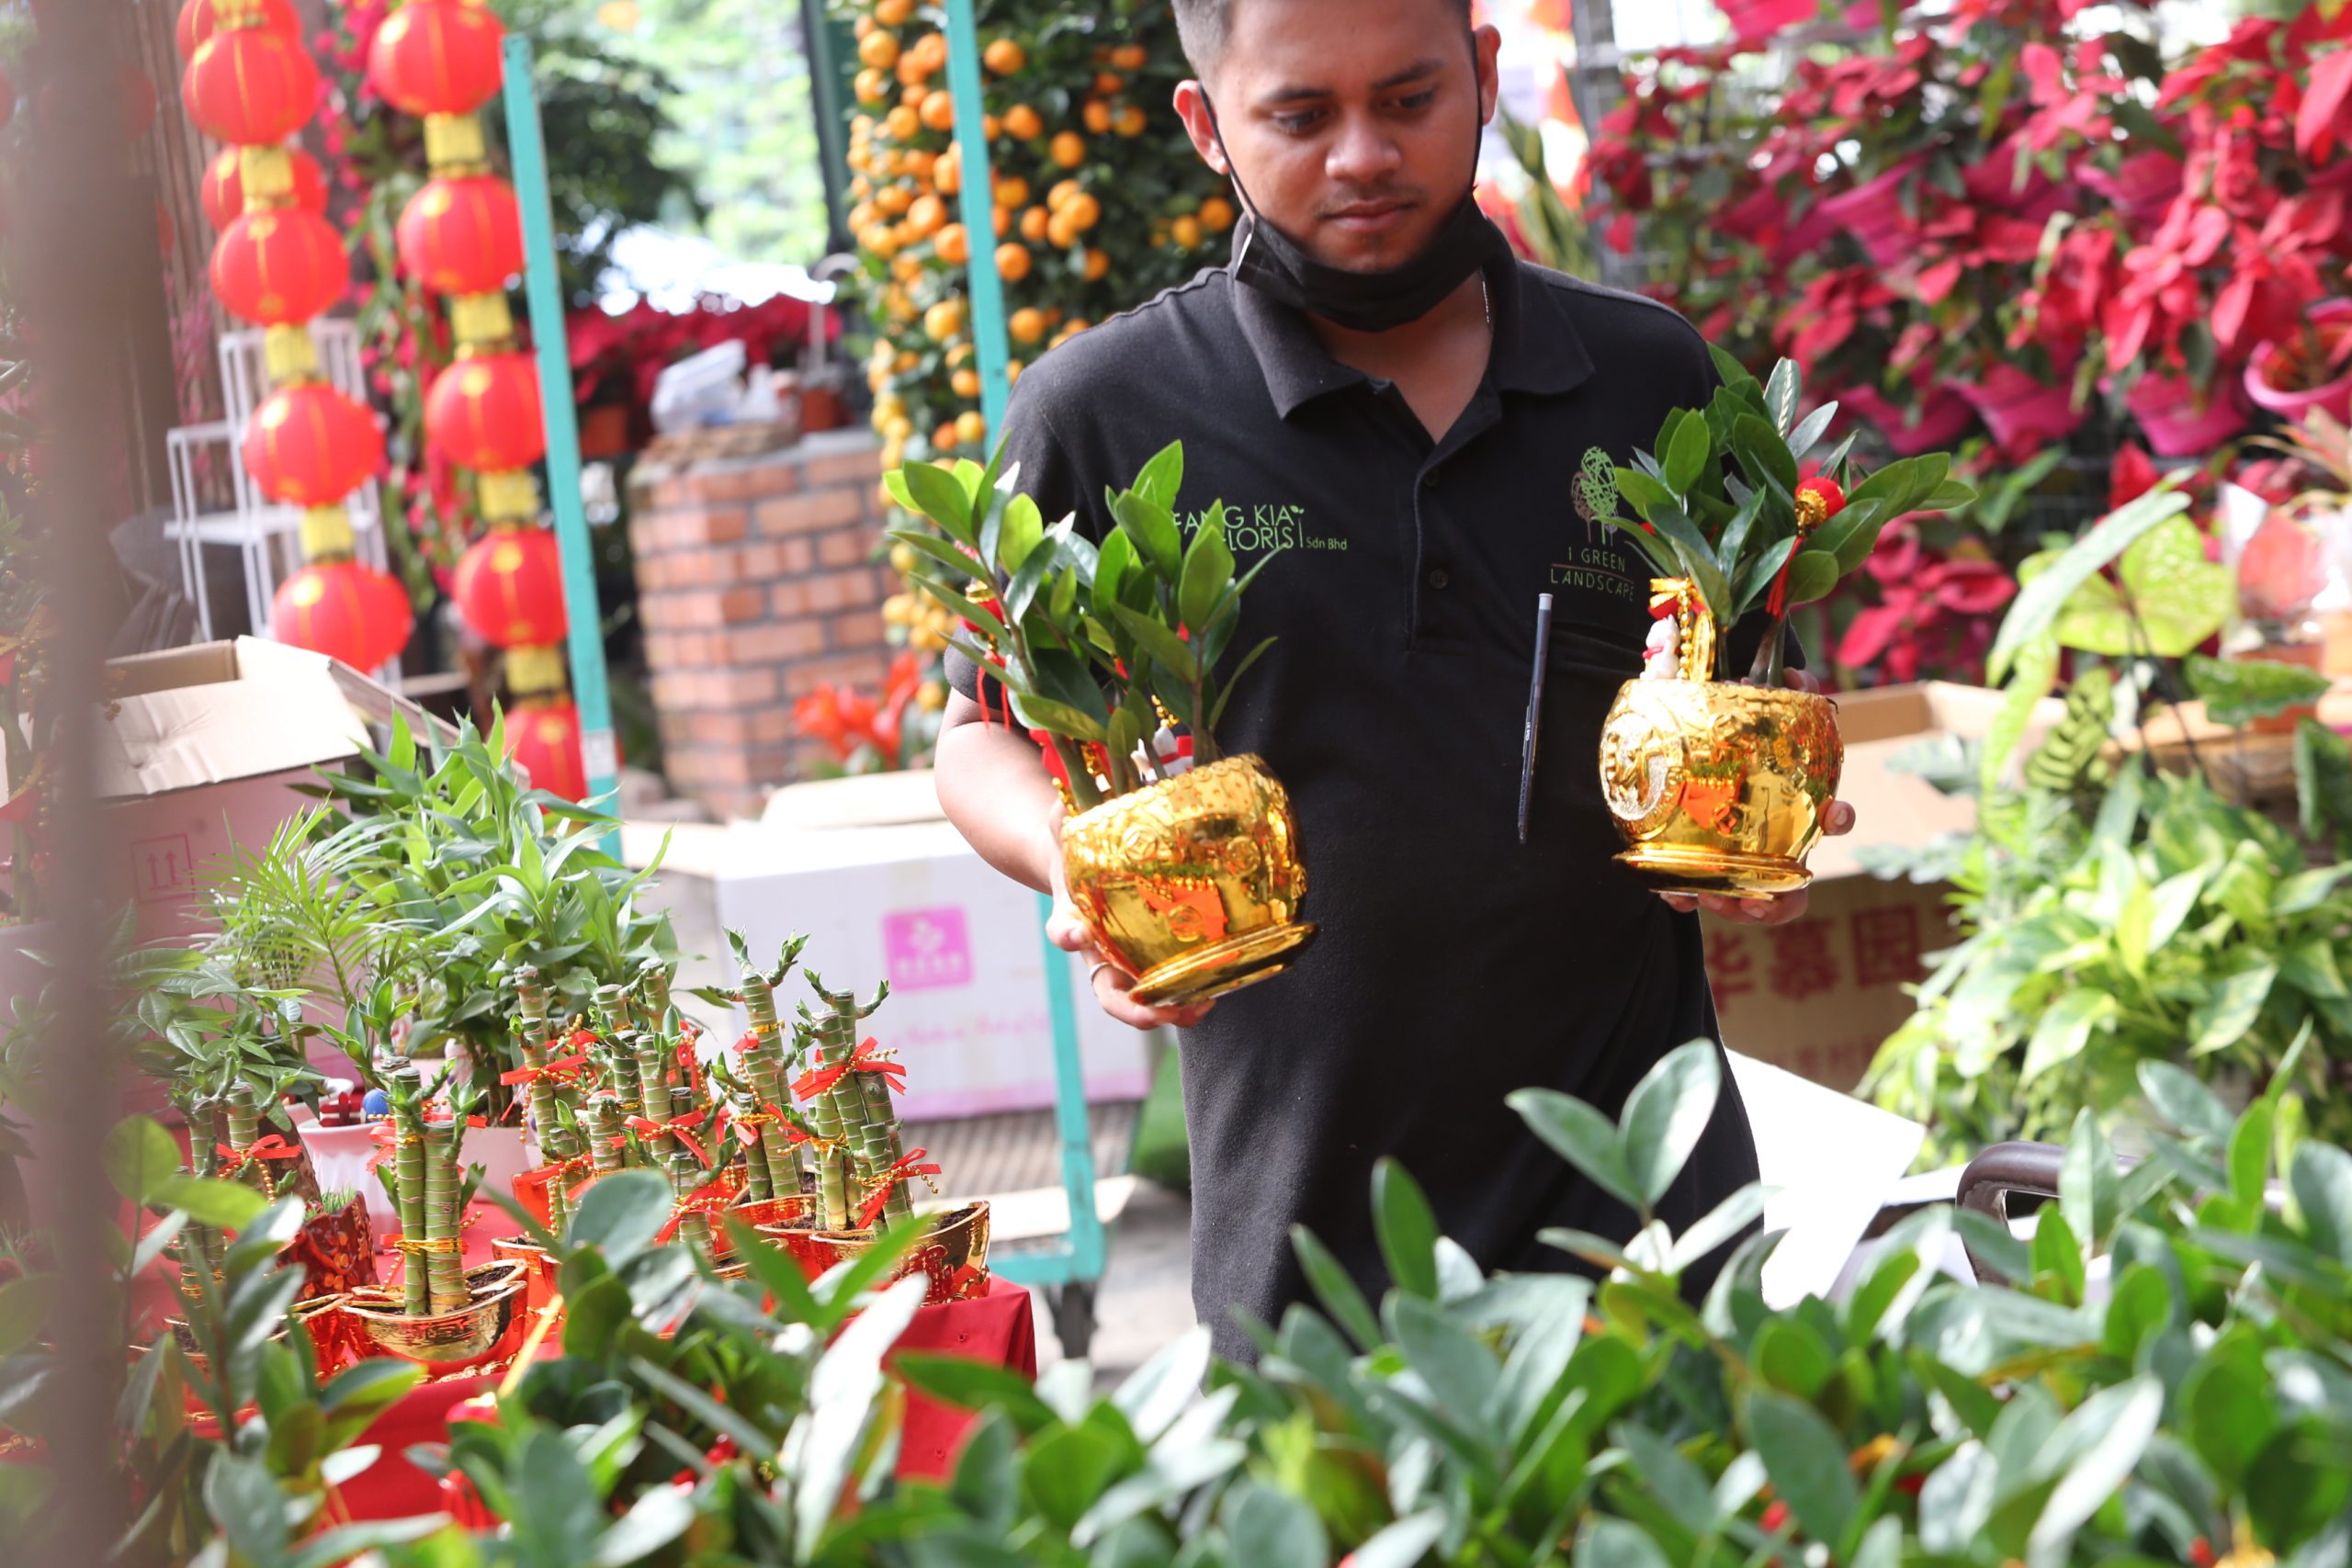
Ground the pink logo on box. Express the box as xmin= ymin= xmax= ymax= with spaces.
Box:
xmin=884 ymin=908 xmax=973 ymax=991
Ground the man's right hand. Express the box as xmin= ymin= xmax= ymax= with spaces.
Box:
xmin=1046 ymin=812 xmax=1215 ymax=1032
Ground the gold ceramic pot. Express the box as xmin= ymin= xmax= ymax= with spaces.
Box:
xmin=342 ymin=1260 xmax=527 ymax=1369
xmin=778 ymin=1201 xmax=992 ymax=1304
xmin=491 ymin=1237 xmax=560 ymax=1315
xmin=1598 ymin=678 xmax=1843 ymax=898
xmin=1059 ymin=754 xmax=1315 ymax=1008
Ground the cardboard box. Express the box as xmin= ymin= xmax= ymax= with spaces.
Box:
xmin=96 ymin=637 xmax=444 ymax=951
xmin=659 ymin=778 xmax=1149 ymax=1122
xmin=1702 ymin=682 xmax=2058 ymax=1094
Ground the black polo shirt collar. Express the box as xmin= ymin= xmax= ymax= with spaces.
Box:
xmin=1227 ymin=228 xmax=1597 ymax=419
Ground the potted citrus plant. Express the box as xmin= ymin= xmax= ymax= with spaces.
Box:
xmin=889 ymin=446 xmax=1311 ymax=1009
xmin=1596 ymin=349 xmax=1973 ymax=896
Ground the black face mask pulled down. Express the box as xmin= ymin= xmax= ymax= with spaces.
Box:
xmin=1202 ymin=60 xmax=1506 ymax=333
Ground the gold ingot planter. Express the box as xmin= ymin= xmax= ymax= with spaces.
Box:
xmin=775 ymin=1201 xmax=993 ymax=1303
xmin=1599 ymin=581 xmax=1843 ymax=898
xmin=342 ymin=1260 xmax=528 ymax=1370
xmin=1059 ymin=755 xmax=1315 ymax=1008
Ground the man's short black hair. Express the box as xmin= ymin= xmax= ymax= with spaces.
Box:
xmin=1172 ymin=0 xmax=1475 ymax=78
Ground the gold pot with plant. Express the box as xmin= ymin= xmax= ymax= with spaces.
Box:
xmin=892 ymin=443 xmax=1311 ymax=1007
xmin=1595 ymin=353 xmax=1973 ymax=897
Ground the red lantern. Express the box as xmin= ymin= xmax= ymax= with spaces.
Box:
xmin=183 ymin=27 xmax=319 ymax=145
xmin=424 ymin=354 xmax=546 ymax=472
xmin=243 ymin=383 xmax=385 ymax=506
xmin=506 ymin=696 xmax=587 ymax=802
xmin=212 ymin=208 xmax=346 ymax=325
xmin=367 ymin=1 xmax=506 ymax=118
xmin=175 ymin=0 xmax=300 ymax=64
xmin=454 ymin=528 xmax=567 ymax=647
xmin=397 ymin=175 xmax=524 ymax=297
xmin=272 ymin=559 xmax=414 ymax=671
xmin=201 ymin=146 xmax=328 ymax=231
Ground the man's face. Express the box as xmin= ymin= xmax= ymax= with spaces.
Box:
xmin=1175 ymin=0 xmax=1499 ymax=274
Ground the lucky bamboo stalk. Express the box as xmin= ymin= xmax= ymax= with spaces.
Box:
xmin=709 ymin=1061 xmax=774 ymax=1201
xmin=388 ymin=1068 xmax=430 ymax=1317
xmin=736 ymin=953 xmax=810 ymax=1207
xmin=666 ymin=1151 xmax=713 ymax=1259
xmin=222 ymin=1080 xmax=271 ymax=1197
xmin=637 ymin=960 xmax=673 ymax=1034
xmin=514 ymin=964 xmax=567 ymax=1162
xmin=855 ymin=1061 xmax=914 ymax=1225
xmin=584 ymin=1094 xmax=628 ymax=1175
xmin=801 ymin=973 xmax=890 ymax=1228
xmin=627 ymin=1031 xmax=676 ymax=1161
xmin=421 ymin=1118 xmax=466 ymax=1314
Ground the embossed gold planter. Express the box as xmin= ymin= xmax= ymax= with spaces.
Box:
xmin=1598 ymin=679 xmax=1843 ymax=898
xmin=772 ymin=1201 xmax=993 ymax=1303
xmin=342 ymin=1260 xmax=528 ymax=1370
xmin=1058 ymin=754 xmax=1315 ymax=1008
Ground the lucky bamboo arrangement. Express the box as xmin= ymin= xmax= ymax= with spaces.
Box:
xmin=379 ymin=1066 xmax=481 ymax=1316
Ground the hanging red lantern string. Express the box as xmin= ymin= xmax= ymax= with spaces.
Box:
xmin=398 ymin=174 xmax=525 ymax=296
xmin=182 ymin=25 xmax=318 ymax=145
xmin=368 ymin=0 xmax=507 ymax=118
xmin=175 ymin=0 xmax=299 ymax=63
xmin=202 ymin=143 xmax=328 ymax=231
xmin=453 ymin=526 xmax=567 ymax=649
xmin=369 ymin=0 xmax=575 ymax=793
xmin=187 ymin=0 xmax=413 ymax=669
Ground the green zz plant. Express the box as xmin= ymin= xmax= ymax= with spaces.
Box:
xmin=899 ymin=1039 xmax=2352 ymax=1568
xmin=1 ymin=1114 xmax=430 ymax=1567
xmin=887 ymin=444 xmax=1274 ymax=811
xmin=1597 ymin=351 xmax=1973 ymax=682
xmin=400 ymin=1168 xmax=948 ymax=1566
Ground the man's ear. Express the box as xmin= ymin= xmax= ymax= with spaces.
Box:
xmin=1474 ymin=24 xmax=1502 ymax=124
xmin=1172 ymin=79 xmax=1227 ymax=174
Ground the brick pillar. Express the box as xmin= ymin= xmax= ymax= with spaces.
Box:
xmin=628 ymin=430 xmax=896 ymax=820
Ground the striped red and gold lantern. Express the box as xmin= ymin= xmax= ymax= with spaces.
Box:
xmin=211 ymin=208 xmax=346 ymax=325
xmin=175 ymin=0 xmax=299 ymax=63
xmin=183 ymin=26 xmax=318 ymax=145
xmin=398 ymin=174 xmax=524 ymax=297
xmin=243 ymin=383 xmax=385 ymax=507
xmin=424 ymin=353 xmax=546 ymax=472
xmin=506 ymin=695 xmax=588 ymax=802
xmin=273 ymin=556 xmax=414 ymax=671
xmin=368 ymin=1 xmax=506 ymax=118
xmin=453 ymin=527 xmax=566 ymax=648
xmin=202 ymin=145 xmax=327 ymax=231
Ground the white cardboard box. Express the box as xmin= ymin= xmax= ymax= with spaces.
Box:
xmin=663 ymin=784 xmax=1149 ymax=1121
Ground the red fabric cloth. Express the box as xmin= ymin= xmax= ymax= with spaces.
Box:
xmin=334 ymin=1278 xmax=1035 ymax=1517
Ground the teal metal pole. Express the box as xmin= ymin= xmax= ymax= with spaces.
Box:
xmin=939 ymin=0 xmax=1102 ymax=1288
xmin=942 ymin=0 xmax=1011 ymax=433
xmin=501 ymin=34 xmax=621 ymax=849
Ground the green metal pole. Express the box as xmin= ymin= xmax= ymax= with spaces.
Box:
xmin=501 ymin=34 xmax=621 ymax=849
xmin=942 ymin=0 xmax=1011 ymax=434
xmin=938 ymin=1 xmax=1102 ymax=1291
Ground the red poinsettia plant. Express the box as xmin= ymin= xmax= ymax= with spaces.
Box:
xmin=791 ymin=651 xmax=940 ymax=778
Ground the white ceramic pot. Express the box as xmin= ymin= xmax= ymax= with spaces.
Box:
xmin=298 ymin=1120 xmax=400 ymax=1235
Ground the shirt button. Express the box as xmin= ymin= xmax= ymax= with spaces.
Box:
xmin=1426 ymin=568 xmax=1452 ymax=591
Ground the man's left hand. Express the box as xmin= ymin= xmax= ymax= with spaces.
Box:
xmin=1657 ymin=668 xmax=1854 ymax=928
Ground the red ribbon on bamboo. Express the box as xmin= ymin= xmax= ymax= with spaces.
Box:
xmin=793 ymin=1038 xmax=907 ymax=1101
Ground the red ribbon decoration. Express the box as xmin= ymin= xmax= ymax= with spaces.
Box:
xmin=855 ymin=1147 xmax=944 ymax=1229
xmin=716 ymin=1100 xmax=814 ymax=1153
xmin=793 ymin=1038 xmax=907 ymax=1102
xmin=498 ymin=1051 xmax=593 ymax=1089
xmin=213 ymin=1134 xmax=302 ymax=1177
xmin=1770 ymin=476 xmax=1848 ymax=618
xmin=625 ymin=1108 xmax=713 ymax=1168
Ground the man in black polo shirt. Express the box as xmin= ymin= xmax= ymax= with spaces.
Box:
xmin=934 ymin=0 xmax=1853 ymax=1359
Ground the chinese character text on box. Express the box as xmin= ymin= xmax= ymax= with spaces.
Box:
xmin=882 ymin=908 xmax=975 ymax=991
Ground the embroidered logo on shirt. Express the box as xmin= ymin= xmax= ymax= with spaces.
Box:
xmin=1179 ymin=503 xmax=1347 ymax=559
xmin=1570 ymin=446 xmax=1618 ymax=544
xmin=1555 ymin=447 xmax=1641 ymax=602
